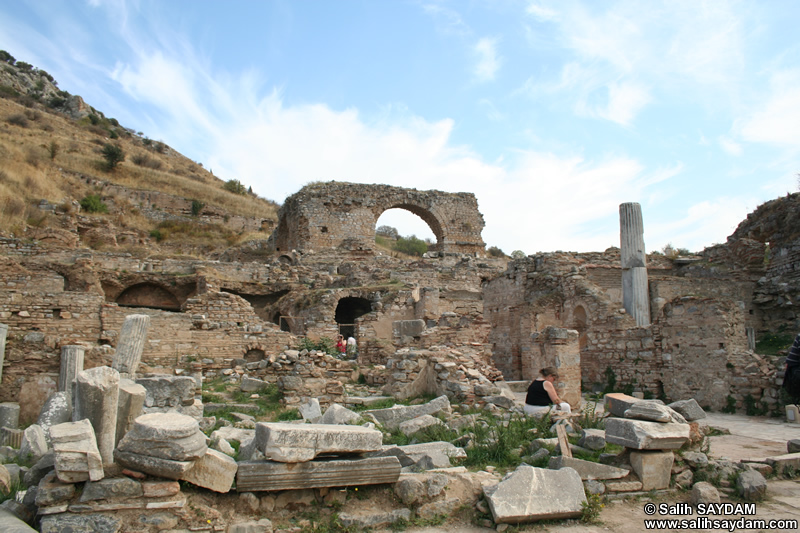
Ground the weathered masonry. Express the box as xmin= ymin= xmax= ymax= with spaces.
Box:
xmin=268 ymin=182 xmax=486 ymax=255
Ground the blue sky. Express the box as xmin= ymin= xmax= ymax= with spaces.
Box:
xmin=2 ymin=0 xmax=799 ymax=255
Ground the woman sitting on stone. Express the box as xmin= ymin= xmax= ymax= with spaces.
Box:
xmin=524 ymin=367 xmax=571 ymax=417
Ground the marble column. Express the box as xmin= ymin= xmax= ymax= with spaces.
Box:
xmin=59 ymin=345 xmax=85 ymax=403
xmin=74 ymin=366 xmax=120 ymax=465
xmin=112 ymin=314 xmax=150 ymax=379
xmin=620 ymin=203 xmax=651 ymax=326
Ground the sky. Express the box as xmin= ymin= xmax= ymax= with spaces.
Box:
xmin=1 ymin=0 xmax=799 ymax=255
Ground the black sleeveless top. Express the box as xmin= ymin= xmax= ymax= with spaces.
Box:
xmin=525 ymin=379 xmax=552 ymax=406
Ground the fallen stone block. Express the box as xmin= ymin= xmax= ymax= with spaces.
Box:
xmin=19 ymin=425 xmax=48 ymax=463
xmin=787 ymin=439 xmax=800 ymax=454
xmin=80 ymin=477 xmax=143 ymax=502
xmin=668 ymin=399 xmax=707 ymax=421
xmin=604 ymin=393 xmax=655 ymax=417
xmin=256 ymin=422 xmax=382 ymax=462
xmin=624 ymin=402 xmax=674 ymax=423
xmin=39 ymin=512 xmax=122 ymax=533
xmin=605 ymin=418 xmax=689 ymax=450
xmin=236 ymin=456 xmax=401 ymax=492
xmin=181 ymin=448 xmax=238 ymax=493
xmin=629 ymin=450 xmax=674 ymax=490
xmin=0 ymin=506 xmax=37 ymax=533
xmin=737 ymin=470 xmax=767 ymax=501
xmin=0 ymin=403 xmax=20 ymax=431
xmin=604 ymin=478 xmax=643 ymax=492
xmin=227 ymin=519 xmax=274 ymax=533
xmin=374 ymin=442 xmax=466 ymax=468
xmin=690 ymin=481 xmax=720 ymax=505
xmin=319 ymin=403 xmax=362 ymax=425
xmin=339 ymin=508 xmax=411 ymax=529
xmin=399 ymin=414 xmax=443 ymax=436
xmin=298 ymin=398 xmax=322 ymax=421
xmin=36 ymin=393 xmax=72 ymax=445
xmin=548 ymin=456 xmax=630 ymax=480
xmin=364 ymin=395 xmax=451 ymax=430
xmin=765 ymin=452 xmax=800 ymax=476
xmin=35 ymin=471 xmax=75 ymax=507
xmin=418 ymin=497 xmax=462 ymax=520
xmin=484 ymin=465 xmax=586 ymax=524
xmin=113 ymin=450 xmax=194 ymax=480
xmin=577 ymin=428 xmax=606 ymax=451
xmin=50 ymin=419 xmax=104 ymax=483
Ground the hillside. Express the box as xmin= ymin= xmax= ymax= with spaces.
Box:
xmin=0 ymin=51 xmax=279 ymax=258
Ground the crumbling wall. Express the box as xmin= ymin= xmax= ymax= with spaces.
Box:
xmin=268 ymin=182 xmax=486 ymax=255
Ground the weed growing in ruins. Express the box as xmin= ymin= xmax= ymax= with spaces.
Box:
xmin=743 ymin=394 xmax=768 ymax=416
xmin=721 ymin=395 xmax=737 ymax=414
xmin=603 ymin=366 xmax=617 ymax=393
xmin=463 ymin=413 xmax=547 ymax=470
xmin=580 ymin=492 xmax=604 ymax=523
xmin=297 ymin=336 xmax=337 ymax=355
xmin=576 ymin=401 xmax=605 ymax=430
xmin=755 ymin=327 xmax=794 ymax=356
xmin=0 ymin=478 xmax=21 ymax=505
xmin=79 ymin=194 xmax=108 ymax=214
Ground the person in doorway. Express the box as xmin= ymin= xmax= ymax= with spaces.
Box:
xmin=524 ymin=367 xmax=571 ymax=417
xmin=335 ymin=335 xmax=347 ymax=358
xmin=783 ymin=333 xmax=800 ymax=401
xmin=346 ymin=336 xmax=357 ymax=359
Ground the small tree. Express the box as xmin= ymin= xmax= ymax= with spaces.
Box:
xmin=223 ymin=179 xmax=247 ymax=195
xmin=376 ymin=225 xmax=399 ymax=239
xmin=101 ymin=143 xmax=125 ymax=171
xmin=510 ymin=250 xmax=526 ymax=260
xmin=48 ymin=141 xmax=59 ymax=160
xmin=80 ymin=194 xmax=108 ymax=214
xmin=191 ymin=200 xmax=205 ymax=216
xmin=487 ymin=246 xmax=505 ymax=257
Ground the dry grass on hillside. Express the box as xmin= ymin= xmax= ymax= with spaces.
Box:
xmin=0 ymin=96 xmax=278 ymax=235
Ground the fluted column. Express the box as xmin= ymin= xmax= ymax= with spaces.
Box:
xmin=112 ymin=314 xmax=150 ymax=379
xmin=59 ymin=345 xmax=85 ymax=403
xmin=620 ymin=203 xmax=651 ymax=326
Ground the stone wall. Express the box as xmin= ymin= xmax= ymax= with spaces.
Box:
xmin=268 ymin=182 xmax=486 ymax=255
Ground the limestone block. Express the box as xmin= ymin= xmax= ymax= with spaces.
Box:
xmin=298 ymin=398 xmax=322 ymax=421
xmin=80 ymin=477 xmax=143 ymax=502
xmin=241 ymin=376 xmax=268 ymax=393
xmin=629 ymin=450 xmax=674 ymax=490
xmin=604 ymin=393 xmax=662 ymax=417
xmin=375 ymin=442 xmax=467 ymax=468
xmin=256 ymin=422 xmax=382 ymax=462
xmin=682 ymin=451 xmax=709 ymax=468
xmin=605 ymin=418 xmax=689 ymax=450
xmin=0 ymin=403 xmax=20 ymax=431
xmin=736 ymin=470 xmax=767 ymax=501
xmin=115 ymin=379 xmax=146 ymax=446
xmin=788 ymin=439 xmax=800 ymax=454
xmin=690 ymin=481 xmax=720 ymax=505
xmin=74 ymin=366 xmax=120 ymax=465
xmin=548 ymin=456 xmax=630 ymax=480
xmin=417 ymin=497 xmax=462 ymax=520
xmin=50 ymin=419 xmax=104 ymax=483
xmin=338 ymin=508 xmax=412 ymax=530
xmin=583 ymin=479 xmax=605 ymax=495
xmin=180 ymin=448 xmax=237 ymax=493
xmin=35 ymin=471 xmax=76 ymax=507
xmin=135 ymin=376 xmax=196 ymax=408
xmin=484 ymin=465 xmax=586 ymax=524
xmin=113 ymin=450 xmax=194 ymax=480
xmin=399 ymin=415 xmax=444 ymax=436
xmin=364 ymin=395 xmax=451 ymax=430
xmin=0 ymin=506 xmax=36 ymax=533
xmin=392 ymin=319 xmax=425 ymax=338
xmin=39 ymin=513 xmax=121 ymax=533
xmin=668 ymin=399 xmax=707 ymax=421
xmin=577 ymin=428 xmax=606 ymax=451
xmin=624 ymin=402 xmax=674 ymax=423
xmin=605 ymin=479 xmax=643 ymax=492
xmin=236 ymin=456 xmax=401 ymax=492
xmin=765 ymin=452 xmax=800 ymax=476
xmin=20 ymin=424 xmax=48 ymax=462
xmin=227 ymin=519 xmax=274 ymax=533
xmin=319 ymin=404 xmax=361 ymax=425
xmin=37 ymin=393 xmax=72 ymax=445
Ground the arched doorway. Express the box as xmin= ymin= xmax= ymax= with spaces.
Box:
xmin=116 ymin=283 xmax=180 ymax=311
xmin=375 ymin=207 xmax=440 ymax=255
xmin=572 ymin=305 xmax=589 ymax=350
xmin=335 ymin=297 xmax=372 ymax=338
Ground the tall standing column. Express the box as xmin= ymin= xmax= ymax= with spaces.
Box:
xmin=59 ymin=345 xmax=85 ymax=403
xmin=112 ymin=314 xmax=150 ymax=379
xmin=620 ymin=203 xmax=651 ymax=326
xmin=0 ymin=323 xmax=8 ymax=384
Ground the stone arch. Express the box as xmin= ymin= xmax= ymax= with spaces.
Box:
xmin=116 ymin=283 xmax=181 ymax=311
xmin=268 ymin=181 xmax=485 ymax=255
xmin=572 ymin=304 xmax=589 ymax=350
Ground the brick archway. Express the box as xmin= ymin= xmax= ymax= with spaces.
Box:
xmin=268 ymin=181 xmax=485 ymax=255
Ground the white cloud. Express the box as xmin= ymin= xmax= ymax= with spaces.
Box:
xmin=473 ymin=37 xmax=501 ymax=82
xmin=719 ymin=136 xmax=743 ymax=156
xmin=526 ymin=2 xmax=558 ymax=21
xmin=737 ymin=69 xmax=800 ymax=148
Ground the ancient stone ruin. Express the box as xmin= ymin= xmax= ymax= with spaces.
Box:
xmin=1 ymin=182 xmax=800 ymax=531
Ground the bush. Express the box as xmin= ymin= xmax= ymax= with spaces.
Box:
xmin=100 ymin=143 xmax=125 ymax=171
xmin=376 ymin=225 xmax=399 ymax=239
xmin=80 ymin=194 xmax=108 ymax=214
xmin=393 ymin=235 xmax=427 ymax=257
xmin=6 ymin=113 xmax=28 ymax=127
xmin=191 ymin=200 xmax=205 ymax=216
xmin=131 ymin=153 xmax=162 ymax=170
xmin=487 ymin=245 xmax=505 ymax=257
xmin=223 ymin=179 xmax=248 ymax=195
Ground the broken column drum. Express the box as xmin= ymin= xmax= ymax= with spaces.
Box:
xmin=619 ymin=203 xmax=651 ymax=326
xmin=112 ymin=314 xmax=151 ymax=379
xmin=59 ymin=345 xmax=85 ymax=402
xmin=74 ymin=366 xmax=120 ymax=466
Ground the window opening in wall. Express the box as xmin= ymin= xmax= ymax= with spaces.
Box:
xmin=321 ymin=226 xmax=328 ymax=233
xmin=335 ymin=297 xmax=372 ymax=338
xmin=375 ymin=207 xmax=439 ymax=256
xmin=53 ymin=308 xmax=62 ymax=318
